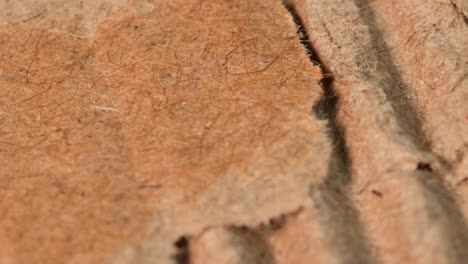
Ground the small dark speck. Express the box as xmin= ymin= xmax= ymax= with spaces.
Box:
xmin=174 ymin=236 xmax=189 ymax=248
xmin=238 ymin=225 xmax=249 ymax=231
xmin=268 ymin=213 xmax=286 ymax=230
xmin=417 ymin=162 xmax=432 ymax=172
xmin=134 ymin=25 xmax=139 ymax=30
xmin=371 ymin=190 xmax=383 ymax=197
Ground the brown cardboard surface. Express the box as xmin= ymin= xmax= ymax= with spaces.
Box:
xmin=1 ymin=0 xmax=467 ymax=263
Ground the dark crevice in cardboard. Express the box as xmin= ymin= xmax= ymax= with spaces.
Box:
xmin=282 ymin=3 xmax=375 ymax=263
xmin=282 ymin=1 xmax=351 ymax=186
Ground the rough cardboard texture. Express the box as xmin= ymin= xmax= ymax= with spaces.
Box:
xmin=0 ymin=0 xmax=330 ymax=263
xmin=1 ymin=0 xmax=468 ymax=263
